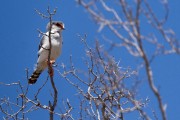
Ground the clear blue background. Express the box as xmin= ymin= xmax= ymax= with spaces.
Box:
xmin=0 ymin=1 xmax=180 ymax=120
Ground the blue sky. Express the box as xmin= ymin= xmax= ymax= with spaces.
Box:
xmin=0 ymin=0 xmax=180 ymax=120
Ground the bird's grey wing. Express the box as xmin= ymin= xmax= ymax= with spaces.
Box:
xmin=38 ymin=35 xmax=46 ymax=58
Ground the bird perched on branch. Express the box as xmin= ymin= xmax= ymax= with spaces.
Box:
xmin=28 ymin=21 xmax=65 ymax=84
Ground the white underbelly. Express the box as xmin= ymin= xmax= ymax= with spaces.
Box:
xmin=37 ymin=41 xmax=62 ymax=63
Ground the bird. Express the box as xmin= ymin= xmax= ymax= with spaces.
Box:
xmin=28 ymin=21 xmax=65 ymax=84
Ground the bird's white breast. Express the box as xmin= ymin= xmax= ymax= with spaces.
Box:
xmin=50 ymin=32 xmax=62 ymax=59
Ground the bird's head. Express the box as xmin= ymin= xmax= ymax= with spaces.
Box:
xmin=46 ymin=21 xmax=65 ymax=32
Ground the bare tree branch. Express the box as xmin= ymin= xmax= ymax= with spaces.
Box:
xmin=76 ymin=0 xmax=179 ymax=119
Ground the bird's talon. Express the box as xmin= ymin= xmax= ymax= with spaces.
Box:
xmin=46 ymin=59 xmax=55 ymax=65
xmin=50 ymin=60 xmax=55 ymax=64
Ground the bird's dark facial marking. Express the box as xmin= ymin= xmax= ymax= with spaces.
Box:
xmin=56 ymin=23 xmax=61 ymax=27
xmin=56 ymin=23 xmax=64 ymax=30
xmin=56 ymin=23 xmax=63 ymax=29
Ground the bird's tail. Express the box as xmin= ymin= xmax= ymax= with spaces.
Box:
xmin=28 ymin=69 xmax=42 ymax=84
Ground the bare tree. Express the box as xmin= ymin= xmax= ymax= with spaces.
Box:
xmin=75 ymin=0 xmax=180 ymax=120
xmin=58 ymin=36 xmax=151 ymax=120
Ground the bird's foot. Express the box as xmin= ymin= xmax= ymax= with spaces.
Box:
xmin=46 ymin=59 xmax=55 ymax=77
xmin=50 ymin=60 xmax=55 ymax=64
xmin=46 ymin=59 xmax=56 ymax=65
